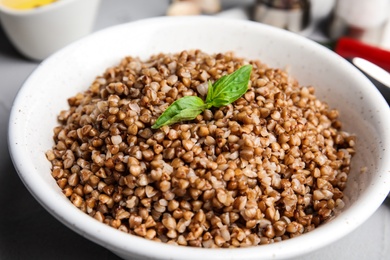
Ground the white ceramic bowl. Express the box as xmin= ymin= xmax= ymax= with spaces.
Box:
xmin=8 ymin=16 xmax=390 ymax=259
xmin=0 ymin=0 xmax=101 ymax=60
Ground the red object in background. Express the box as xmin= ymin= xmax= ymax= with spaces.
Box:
xmin=335 ymin=37 xmax=390 ymax=72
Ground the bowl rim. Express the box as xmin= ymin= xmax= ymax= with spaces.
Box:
xmin=8 ymin=16 xmax=390 ymax=259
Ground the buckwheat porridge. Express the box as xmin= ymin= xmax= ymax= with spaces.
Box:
xmin=45 ymin=50 xmax=355 ymax=248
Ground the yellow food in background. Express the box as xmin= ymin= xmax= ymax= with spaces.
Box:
xmin=1 ymin=0 xmax=57 ymax=10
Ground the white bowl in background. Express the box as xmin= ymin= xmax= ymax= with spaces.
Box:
xmin=0 ymin=0 xmax=101 ymax=60
xmin=8 ymin=16 xmax=390 ymax=259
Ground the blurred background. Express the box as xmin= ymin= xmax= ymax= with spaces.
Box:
xmin=0 ymin=0 xmax=389 ymax=259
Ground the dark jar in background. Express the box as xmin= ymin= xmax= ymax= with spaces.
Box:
xmin=253 ymin=0 xmax=311 ymax=33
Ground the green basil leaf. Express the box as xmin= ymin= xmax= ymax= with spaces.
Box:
xmin=151 ymin=96 xmax=206 ymax=129
xmin=207 ymin=64 xmax=252 ymax=108
xmin=152 ymin=64 xmax=253 ymax=129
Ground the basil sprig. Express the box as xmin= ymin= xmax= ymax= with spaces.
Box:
xmin=151 ymin=64 xmax=252 ymax=129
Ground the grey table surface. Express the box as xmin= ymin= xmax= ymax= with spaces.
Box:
xmin=0 ymin=1 xmax=389 ymax=259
